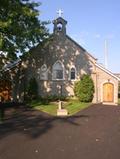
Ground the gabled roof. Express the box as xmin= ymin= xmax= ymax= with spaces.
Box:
xmin=2 ymin=59 xmax=21 ymax=72
xmin=114 ymin=73 xmax=120 ymax=78
xmin=66 ymin=35 xmax=97 ymax=61
xmin=95 ymin=63 xmax=120 ymax=81
xmin=53 ymin=17 xmax=67 ymax=24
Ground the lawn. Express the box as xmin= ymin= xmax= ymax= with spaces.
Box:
xmin=30 ymin=99 xmax=91 ymax=116
xmin=118 ymin=98 xmax=120 ymax=105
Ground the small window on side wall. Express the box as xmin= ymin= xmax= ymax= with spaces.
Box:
xmin=70 ymin=67 xmax=76 ymax=80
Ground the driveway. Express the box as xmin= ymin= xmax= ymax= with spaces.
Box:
xmin=0 ymin=104 xmax=120 ymax=159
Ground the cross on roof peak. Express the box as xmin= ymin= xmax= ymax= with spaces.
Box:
xmin=57 ymin=9 xmax=63 ymax=17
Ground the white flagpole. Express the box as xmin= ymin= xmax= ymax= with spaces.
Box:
xmin=104 ymin=39 xmax=108 ymax=69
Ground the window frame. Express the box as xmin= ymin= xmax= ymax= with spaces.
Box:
xmin=69 ymin=66 xmax=76 ymax=81
xmin=52 ymin=61 xmax=64 ymax=80
xmin=39 ymin=64 xmax=48 ymax=80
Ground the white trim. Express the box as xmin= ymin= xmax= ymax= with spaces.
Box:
xmin=2 ymin=59 xmax=21 ymax=72
xmin=103 ymin=102 xmax=117 ymax=106
xmin=96 ymin=63 xmax=120 ymax=81
xmin=41 ymin=64 xmax=47 ymax=72
xmin=39 ymin=64 xmax=48 ymax=80
xmin=52 ymin=60 xmax=65 ymax=80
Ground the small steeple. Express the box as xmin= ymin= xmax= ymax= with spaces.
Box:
xmin=53 ymin=10 xmax=67 ymax=36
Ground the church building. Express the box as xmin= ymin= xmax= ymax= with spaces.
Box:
xmin=9 ymin=11 xmax=120 ymax=105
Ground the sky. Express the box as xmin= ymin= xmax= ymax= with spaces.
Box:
xmin=35 ymin=0 xmax=120 ymax=73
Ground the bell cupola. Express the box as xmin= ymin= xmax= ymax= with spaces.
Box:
xmin=53 ymin=9 xmax=67 ymax=36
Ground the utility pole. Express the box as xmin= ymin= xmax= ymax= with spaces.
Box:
xmin=104 ymin=39 xmax=108 ymax=69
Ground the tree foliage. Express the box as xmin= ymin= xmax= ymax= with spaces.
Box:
xmin=118 ymin=82 xmax=120 ymax=98
xmin=74 ymin=74 xmax=94 ymax=102
xmin=0 ymin=0 xmax=49 ymax=59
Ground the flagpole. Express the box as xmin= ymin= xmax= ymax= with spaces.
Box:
xmin=104 ymin=39 xmax=108 ymax=69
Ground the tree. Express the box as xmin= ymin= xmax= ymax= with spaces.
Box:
xmin=74 ymin=74 xmax=94 ymax=102
xmin=0 ymin=0 xmax=49 ymax=60
xmin=26 ymin=77 xmax=38 ymax=100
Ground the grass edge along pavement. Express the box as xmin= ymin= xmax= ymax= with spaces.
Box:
xmin=30 ymin=98 xmax=91 ymax=116
xmin=118 ymin=98 xmax=120 ymax=105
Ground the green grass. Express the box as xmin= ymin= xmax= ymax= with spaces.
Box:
xmin=64 ymin=99 xmax=90 ymax=115
xmin=118 ymin=98 xmax=120 ymax=105
xmin=30 ymin=98 xmax=91 ymax=116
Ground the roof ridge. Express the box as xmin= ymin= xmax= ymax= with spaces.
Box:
xmin=96 ymin=63 xmax=120 ymax=81
xmin=66 ymin=35 xmax=97 ymax=60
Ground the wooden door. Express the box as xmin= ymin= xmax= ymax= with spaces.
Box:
xmin=103 ymin=83 xmax=114 ymax=102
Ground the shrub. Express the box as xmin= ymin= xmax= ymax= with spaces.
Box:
xmin=74 ymin=81 xmax=81 ymax=97
xmin=43 ymin=95 xmax=67 ymax=102
xmin=118 ymin=82 xmax=120 ymax=98
xmin=26 ymin=77 xmax=38 ymax=100
xmin=28 ymin=95 xmax=67 ymax=106
xmin=74 ymin=74 xmax=94 ymax=102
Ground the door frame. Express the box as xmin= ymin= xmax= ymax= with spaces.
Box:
xmin=102 ymin=81 xmax=114 ymax=103
xmin=100 ymin=80 xmax=115 ymax=103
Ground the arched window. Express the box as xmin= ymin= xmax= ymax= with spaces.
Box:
xmin=52 ymin=61 xmax=64 ymax=80
xmin=70 ymin=67 xmax=76 ymax=80
xmin=40 ymin=64 xmax=48 ymax=80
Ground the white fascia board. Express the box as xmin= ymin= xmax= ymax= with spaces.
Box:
xmin=95 ymin=63 xmax=120 ymax=81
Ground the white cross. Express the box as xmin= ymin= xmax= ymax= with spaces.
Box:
xmin=57 ymin=9 xmax=63 ymax=17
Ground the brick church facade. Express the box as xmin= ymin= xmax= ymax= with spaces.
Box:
xmin=10 ymin=15 xmax=120 ymax=105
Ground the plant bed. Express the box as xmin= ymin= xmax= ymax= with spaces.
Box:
xmin=30 ymin=98 xmax=91 ymax=116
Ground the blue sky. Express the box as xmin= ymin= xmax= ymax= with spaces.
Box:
xmin=35 ymin=0 xmax=120 ymax=73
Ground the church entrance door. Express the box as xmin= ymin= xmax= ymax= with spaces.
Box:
xmin=103 ymin=83 xmax=114 ymax=102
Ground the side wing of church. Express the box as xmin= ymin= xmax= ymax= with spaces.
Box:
xmin=12 ymin=15 xmax=120 ymax=105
